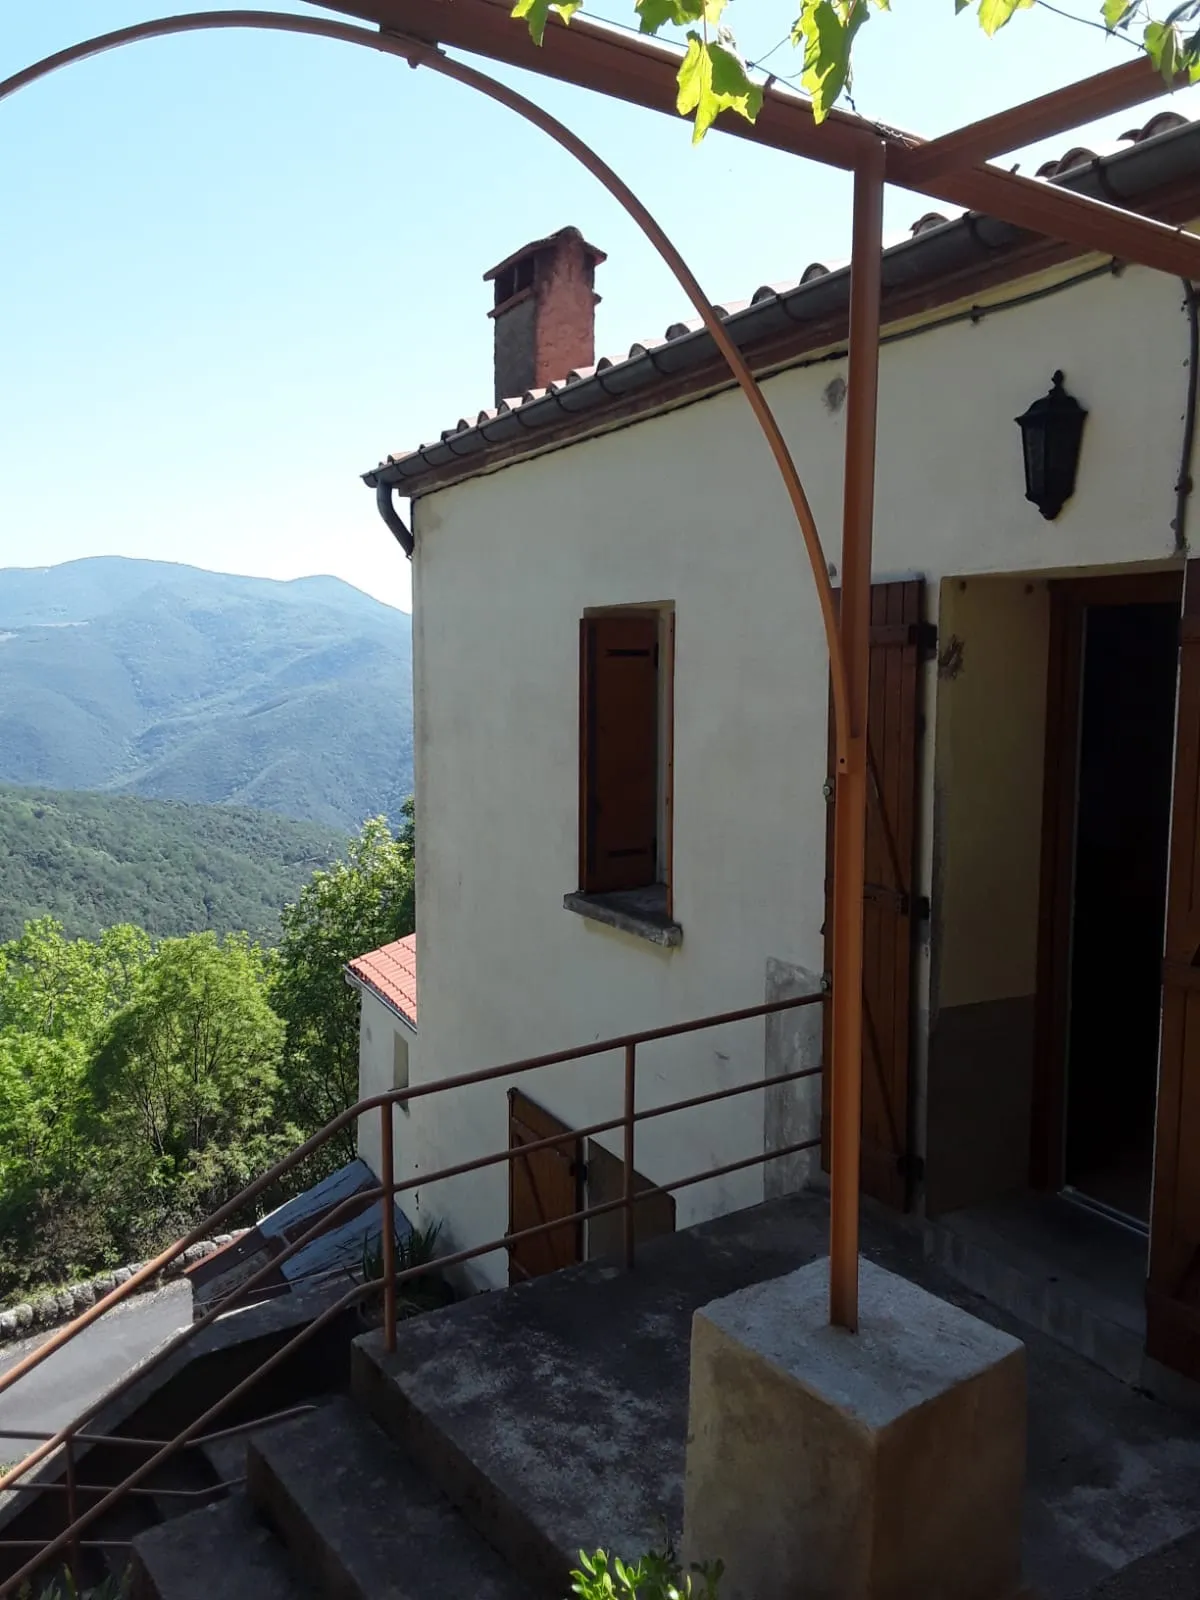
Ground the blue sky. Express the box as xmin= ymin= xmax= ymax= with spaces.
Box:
xmin=1 ymin=1 xmax=1197 ymax=613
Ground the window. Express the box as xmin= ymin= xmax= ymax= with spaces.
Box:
xmin=567 ymin=606 xmax=680 ymax=947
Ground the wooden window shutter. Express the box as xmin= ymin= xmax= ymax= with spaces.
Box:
xmin=821 ymin=579 xmax=924 ymax=1210
xmin=1148 ymin=559 xmax=1200 ymax=1379
xmin=580 ymin=613 xmax=659 ymax=894
xmin=507 ymin=1089 xmax=584 ymax=1285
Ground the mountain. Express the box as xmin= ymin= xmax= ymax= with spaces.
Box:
xmin=0 ymin=784 xmax=348 ymax=944
xmin=0 ymin=557 xmax=413 ymax=831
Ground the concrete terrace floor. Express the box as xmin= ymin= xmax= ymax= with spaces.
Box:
xmin=359 ymin=1191 xmax=1200 ymax=1600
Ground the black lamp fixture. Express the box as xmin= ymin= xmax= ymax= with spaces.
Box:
xmin=1015 ymin=370 xmax=1088 ymax=521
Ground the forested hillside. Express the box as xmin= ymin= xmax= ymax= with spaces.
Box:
xmin=0 ymin=785 xmax=347 ymax=943
xmin=0 ymin=556 xmax=413 ymax=830
xmin=0 ymin=817 xmax=415 ymax=1301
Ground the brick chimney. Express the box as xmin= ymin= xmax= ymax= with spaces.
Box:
xmin=485 ymin=227 xmax=606 ymax=405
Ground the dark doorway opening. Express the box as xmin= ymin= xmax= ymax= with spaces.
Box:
xmin=1063 ymin=601 xmax=1178 ymax=1225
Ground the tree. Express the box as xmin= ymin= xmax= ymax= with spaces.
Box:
xmin=272 ymin=810 xmax=416 ymax=1161
xmin=86 ymin=932 xmax=285 ymax=1245
xmin=511 ymin=0 xmax=1200 ymax=138
xmin=0 ymin=918 xmax=149 ymax=1043
xmin=0 ymin=920 xmax=153 ymax=1290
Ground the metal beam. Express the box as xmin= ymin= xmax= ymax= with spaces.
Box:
xmin=892 ymin=153 xmax=1200 ymax=279
xmin=829 ymin=141 xmax=886 ymax=1335
xmin=324 ymin=0 xmax=889 ymax=171
xmin=896 ymin=55 xmax=1181 ymax=187
xmin=324 ymin=0 xmax=1200 ymax=279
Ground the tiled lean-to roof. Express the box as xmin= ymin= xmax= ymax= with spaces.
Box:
xmin=346 ymin=934 xmax=417 ymax=1029
xmin=364 ymin=111 xmax=1200 ymax=499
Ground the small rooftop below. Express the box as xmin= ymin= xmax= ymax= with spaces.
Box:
xmin=346 ymin=934 xmax=417 ymax=1029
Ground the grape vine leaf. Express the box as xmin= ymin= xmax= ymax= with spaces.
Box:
xmin=676 ymin=33 xmax=764 ymax=141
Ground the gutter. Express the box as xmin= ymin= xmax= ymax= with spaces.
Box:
xmin=362 ymin=119 xmax=1200 ymax=503
xmin=1174 ymin=278 xmax=1199 ymax=555
xmin=375 ymin=482 xmax=414 ymax=558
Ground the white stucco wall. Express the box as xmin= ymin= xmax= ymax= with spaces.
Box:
xmin=355 ymin=988 xmax=414 ymax=1182
xmin=392 ymin=262 xmax=1196 ymax=1287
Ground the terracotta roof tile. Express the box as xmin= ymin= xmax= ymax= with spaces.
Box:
xmin=347 ymin=934 xmax=417 ymax=1028
xmin=366 ymin=110 xmax=1196 ymax=487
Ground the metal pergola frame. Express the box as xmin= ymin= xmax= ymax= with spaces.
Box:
xmin=4 ymin=4 xmax=1199 ymax=1342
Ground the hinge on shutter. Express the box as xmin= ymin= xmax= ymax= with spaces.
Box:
xmin=863 ymin=884 xmax=930 ymax=920
xmin=570 ymin=1159 xmax=589 ymax=1181
xmin=911 ymin=620 xmax=938 ymax=660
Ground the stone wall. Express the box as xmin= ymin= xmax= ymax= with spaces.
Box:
xmin=0 ymin=1230 xmax=249 ymax=1344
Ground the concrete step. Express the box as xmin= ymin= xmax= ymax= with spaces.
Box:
xmin=922 ymin=1194 xmax=1148 ymax=1385
xmin=1079 ymin=1525 xmax=1200 ymax=1597
xmin=194 ymin=1411 xmax=319 ymax=1493
xmin=246 ymin=1397 xmax=537 ymax=1600
xmin=129 ymin=1493 xmax=305 ymax=1600
xmin=351 ymin=1198 xmax=835 ymax=1598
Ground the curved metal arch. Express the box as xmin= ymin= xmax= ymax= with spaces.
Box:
xmin=0 ymin=8 xmax=849 ymax=754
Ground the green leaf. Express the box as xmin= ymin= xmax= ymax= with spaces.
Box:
xmin=635 ymin=0 xmax=725 ymax=32
xmin=793 ymin=0 xmax=874 ymax=124
xmin=510 ymin=0 xmax=581 ymax=46
xmin=675 ymin=32 xmax=764 ymax=140
xmin=975 ymin=0 xmax=1035 ymax=35
xmin=1102 ymin=0 xmax=1139 ymax=29
xmin=1145 ymin=17 xmax=1183 ymax=81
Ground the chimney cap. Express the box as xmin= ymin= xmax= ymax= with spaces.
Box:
xmin=483 ymin=225 xmax=607 ymax=283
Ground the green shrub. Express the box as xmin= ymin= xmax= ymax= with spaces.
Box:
xmin=359 ymin=1218 xmax=441 ymax=1283
xmin=19 ymin=1567 xmax=128 ymax=1599
xmin=570 ymin=1546 xmax=723 ymax=1600
xmin=359 ymin=1219 xmax=453 ymax=1318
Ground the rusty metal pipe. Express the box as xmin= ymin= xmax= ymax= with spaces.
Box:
xmin=623 ymin=1043 xmax=637 ymax=1269
xmin=63 ymin=1438 xmax=80 ymax=1587
xmin=0 ymin=1183 xmax=384 ymax=1494
xmin=0 ymin=983 xmax=825 ymax=1412
xmin=0 ymin=1122 xmax=821 ymax=1593
xmin=894 ymin=55 xmax=1180 ymax=186
xmin=0 ymin=10 xmax=850 ymax=766
xmin=380 ymin=1103 xmax=398 ymax=1353
xmin=0 ymin=993 xmax=826 ymax=1498
xmin=828 ymin=145 xmax=885 ymax=1332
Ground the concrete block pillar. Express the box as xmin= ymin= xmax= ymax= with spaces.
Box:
xmin=683 ymin=1257 xmax=1026 ymax=1600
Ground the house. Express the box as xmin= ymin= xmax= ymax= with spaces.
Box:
xmin=345 ymin=934 xmax=417 ymax=1179
xmin=360 ymin=112 xmax=1200 ymax=1388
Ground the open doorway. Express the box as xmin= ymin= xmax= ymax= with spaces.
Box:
xmin=1064 ymin=602 xmax=1177 ymax=1222
xmin=1038 ymin=573 xmax=1181 ymax=1228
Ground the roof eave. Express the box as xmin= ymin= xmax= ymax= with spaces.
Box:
xmin=361 ymin=118 xmax=1200 ymax=496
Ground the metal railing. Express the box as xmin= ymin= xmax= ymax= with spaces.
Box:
xmin=0 ymin=1405 xmax=315 ymax=1576
xmin=0 ymin=989 xmax=823 ymax=1594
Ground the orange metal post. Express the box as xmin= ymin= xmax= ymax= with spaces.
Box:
xmin=623 ymin=1042 xmax=637 ymax=1268
xmin=64 ymin=1436 xmax=81 ymax=1586
xmin=0 ymin=11 xmax=849 ymax=765
xmin=828 ymin=144 xmax=886 ymax=1333
xmin=380 ymin=1102 xmax=397 ymax=1353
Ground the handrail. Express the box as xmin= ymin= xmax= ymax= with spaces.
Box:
xmin=0 ymin=988 xmax=822 ymax=1409
xmin=0 ymin=1403 xmax=317 ymax=1452
xmin=0 ymin=988 xmax=823 ymax=1594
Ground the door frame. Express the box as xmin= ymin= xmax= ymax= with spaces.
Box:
xmin=1030 ymin=568 xmax=1183 ymax=1193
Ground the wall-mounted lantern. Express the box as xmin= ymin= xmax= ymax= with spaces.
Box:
xmin=1015 ymin=370 xmax=1088 ymax=521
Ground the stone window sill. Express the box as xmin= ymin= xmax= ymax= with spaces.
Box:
xmin=563 ymin=885 xmax=683 ymax=949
